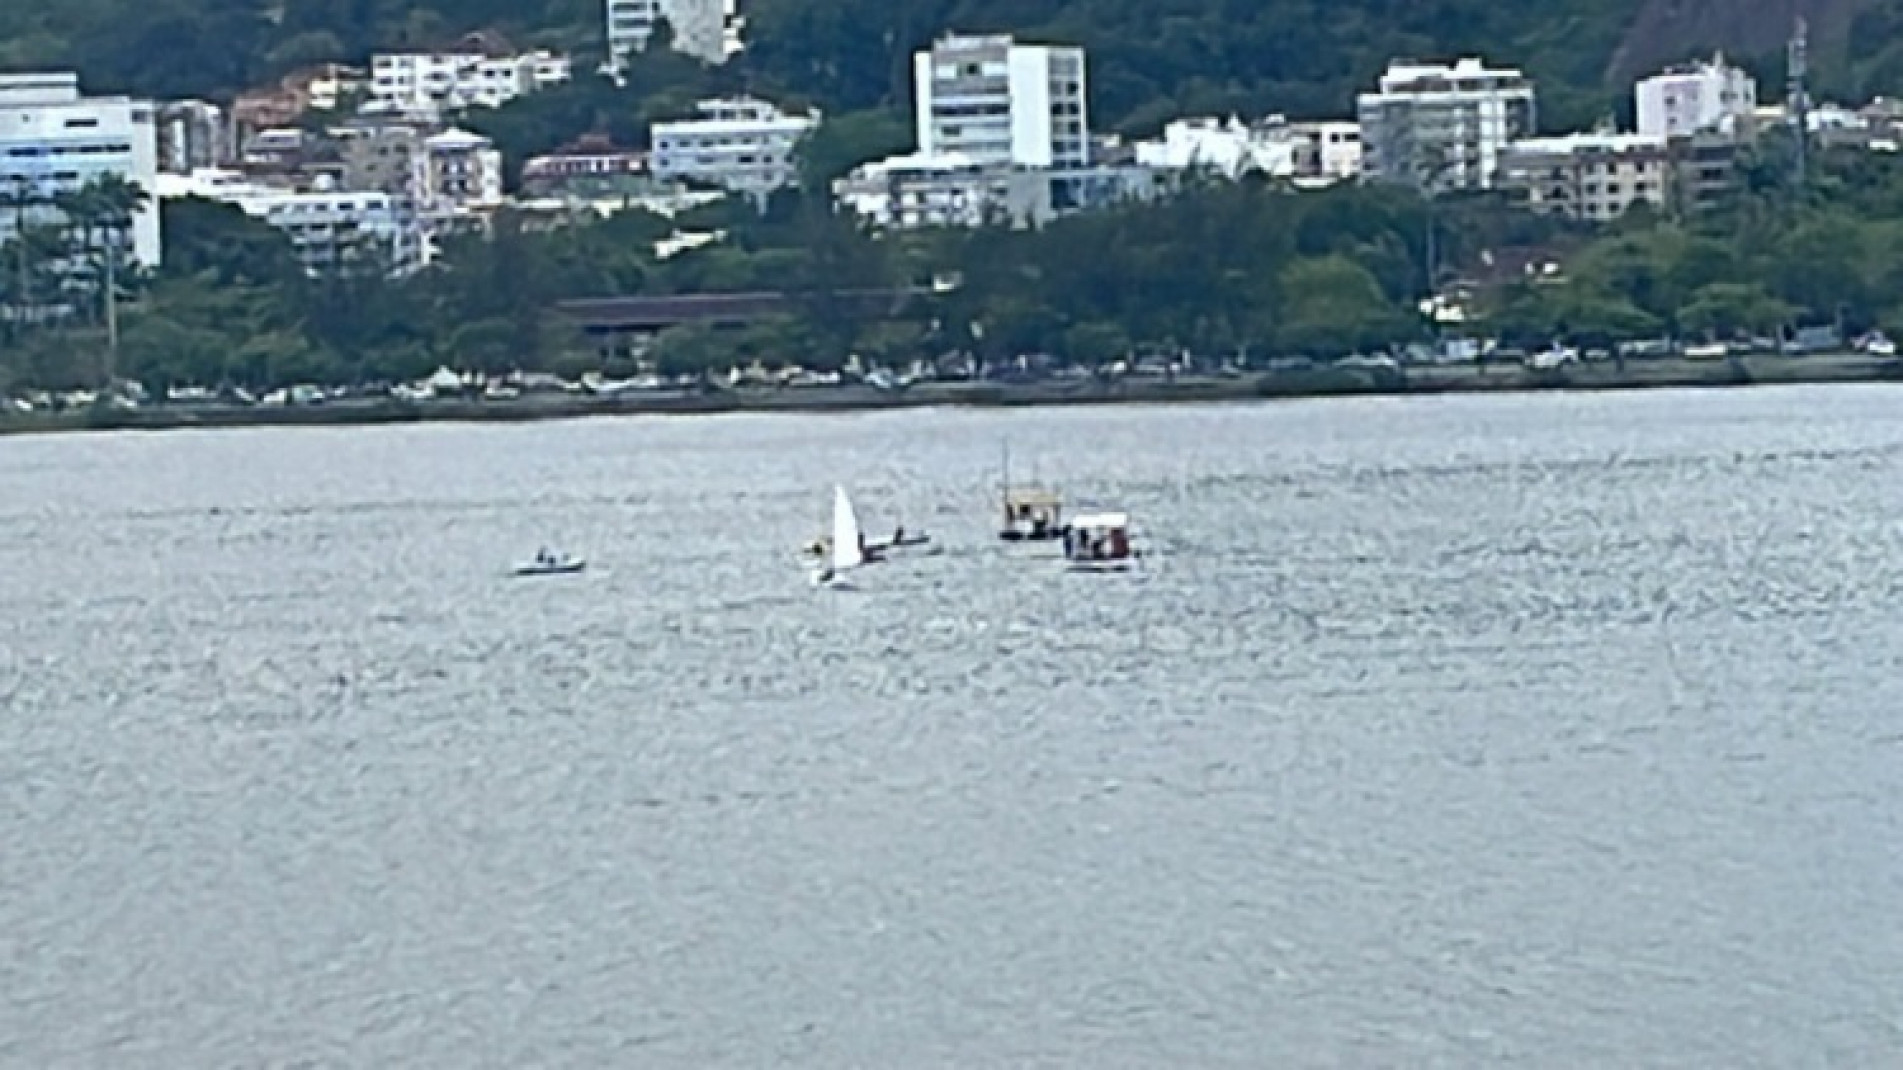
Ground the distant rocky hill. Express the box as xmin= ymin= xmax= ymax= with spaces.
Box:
xmin=1607 ymin=0 xmax=1866 ymax=83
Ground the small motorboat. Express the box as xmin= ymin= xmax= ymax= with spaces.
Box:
xmin=514 ymin=549 xmax=587 ymax=577
xmin=1064 ymin=513 xmax=1139 ymax=573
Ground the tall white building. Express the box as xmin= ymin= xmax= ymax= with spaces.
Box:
xmin=0 ymin=73 xmax=161 ymax=267
xmin=1636 ymin=54 xmax=1757 ymax=141
xmin=650 ymin=96 xmax=817 ymax=200
xmin=366 ymin=49 xmax=570 ymax=120
xmin=913 ymin=34 xmax=1089 ymax=169
xmin=606 ymin=0 xmax=732 ymax=66
xmin=1357 ymin=57 xmax=1536 ymax=192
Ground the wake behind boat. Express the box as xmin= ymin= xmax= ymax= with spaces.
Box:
xmin=514 ymin=548 xmax=586 ymax=576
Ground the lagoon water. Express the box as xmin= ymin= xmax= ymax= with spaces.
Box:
xmin=3 ymin=387 xmax=1903 ymax=1067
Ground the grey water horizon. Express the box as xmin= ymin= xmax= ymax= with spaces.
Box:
xmin=3 ymin=385 xmax=1901 ymax=1067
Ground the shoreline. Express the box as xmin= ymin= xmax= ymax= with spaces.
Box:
xmin=4 ymin=353 xmax=1898 ymax=437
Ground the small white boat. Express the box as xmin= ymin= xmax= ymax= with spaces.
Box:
xmin=514 ymin=550 xmax=586 ymax=577
xmin=811 ymin=486 xmax=866 ymax=588
xmin=1064 ymin=512 xmax=1138 ymax=573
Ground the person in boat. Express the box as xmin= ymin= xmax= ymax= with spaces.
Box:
xmin=894 ymin=525 xmax=905 ymax=545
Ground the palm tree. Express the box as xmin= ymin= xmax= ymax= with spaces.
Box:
xmin=51 ymin=175 xmax=149 ymax=383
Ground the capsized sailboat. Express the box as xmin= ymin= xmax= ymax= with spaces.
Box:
xmin=811 ymin=486 xmax=866 ymax=587
xmin=800 ymin=491 xmax=929 ymax=558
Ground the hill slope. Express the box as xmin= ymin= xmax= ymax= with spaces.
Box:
xmin=2 ymin=0 xmax=1893 ymax=130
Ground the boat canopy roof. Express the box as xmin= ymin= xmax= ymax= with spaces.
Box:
xmin=1005 ymin=488 xmax=1061 ymax=506
xmin=1070 ymin=512 xmax=1128 ymax=530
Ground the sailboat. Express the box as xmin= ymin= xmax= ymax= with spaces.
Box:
xmin=811 ymin=485 xmax=867 ymax=588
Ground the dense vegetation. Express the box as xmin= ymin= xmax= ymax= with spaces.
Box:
xmin=10 ymin=135 xmax=1903 ymax=394
xmin=0 ymin=0 xmax=1679 ymax=131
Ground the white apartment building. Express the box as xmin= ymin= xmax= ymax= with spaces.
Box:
xmin=913 ymin=33 xmax=1089 ymax=169
xmin=1136 ymin=116 xmax=1298 ymax=178
xmin=649 ymin=96 xmax=817 ymax=200
xmin=1357 ymin=57 xmax=1536 ymax=192
xmin=835 ymin=152 xmax=1036 ymax=229
xmin=0 ymin=73 xmax=161 ymax=267
xmin=365 ymin=50 xmax=570 ymax=119
xmin=1133 ymin=116 xmax=1361 ymax=185
xmin=606 ymin=0 xmax=732 ymax=66
xmin=155 ymin=169 xmax=421 ymax=274
xmin=834 ymin=152 xmax=1166 ymax=230
xmin=418 ymin=128 xmax=505 ymax=218
xmin=1498 ymin=132 xmax=1671 ymax=222
xmin=1293 ymin=121 xmax=1364 ymax=184
xmin=1636 ymin=54 xmax=1757 ymax=140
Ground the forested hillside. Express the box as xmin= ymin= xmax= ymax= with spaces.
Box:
xmin=11 ymin=0 xmax=1898 ymax=132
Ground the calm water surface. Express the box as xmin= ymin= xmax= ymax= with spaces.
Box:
xmin=3 ymin=387 xmax=1902 ymax=1067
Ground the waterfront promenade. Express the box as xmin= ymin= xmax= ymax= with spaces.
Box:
xmin=2 ymin=351 xmax=1896 ymax=437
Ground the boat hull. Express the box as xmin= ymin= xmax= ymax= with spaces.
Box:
xmin=514 ymin=562 xmax=586 ymax=577
xmin=1066 ymin=559 xmax=1134 ymax=573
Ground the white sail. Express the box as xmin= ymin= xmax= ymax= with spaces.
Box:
xmin=831 ymin=486 xmax=864 ymax=571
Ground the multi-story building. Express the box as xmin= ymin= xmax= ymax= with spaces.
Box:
xmin=336 ymin=123 xmax=426 ymax=200
xmin=1132 ymin=116 xmax=1361 ymax=186
xmin=155 ymin=169 xmax=421 ymax=274
xmin=1357 ymin=57 xmax=1536 ymax=192
xmin=418 ymin=128 xmax=505 ymax=219
xmin=157 ymin=100 xmax=227 ymax=175
xmin=834 ymin=152 xmax=1166 ymax=230
xmin=606 ymin=0 xmax=732 ymax=66
xmin=649 ymin=96 xmax=817 ymax=200
xmin=1135 ymin=116 xmax=1298 ymax=178
xmin=365 ymin=49 xmax=570 ymax=120
xmin=1636 ymin=54 xmax=1757 ymax=141
xmin=1291 ymin=121 xmax=1364 ymax=184
xmin=913 ymin=33 xmax=1089 ymax=169
xmin=1498 ymin=132 xmax=1670 ymax=222
xmin=523 ymin=134 xmax=648 ymax=196
xmin=1665 ymin=132 xmax=1740 ymax=212
xmin=0 ymin=72 xmax=161 ymax=266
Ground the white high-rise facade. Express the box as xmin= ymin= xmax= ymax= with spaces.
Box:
xmin=913 ymin=34 xmax=1088 ymax=168
xmin=1636 ymin=54 xmax=1757 ymax=140
xmin=650 ymin=96 xmax=817 ymax=200
xmin=0 ymin=73 xmax=161 ymax=266
xmin=1357 ymin=57 xmax=1536 ymax=192
xmin=606 ymin=0 xmax=731 ymax=66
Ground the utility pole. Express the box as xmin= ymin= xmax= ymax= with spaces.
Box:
xmin=1789 ymin=16 xmax=1810 ymax=188
xmin=103 ymin=236 xmax=118 ymax=387
xmin=97 ymin=217 xmax=119 ymax=389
